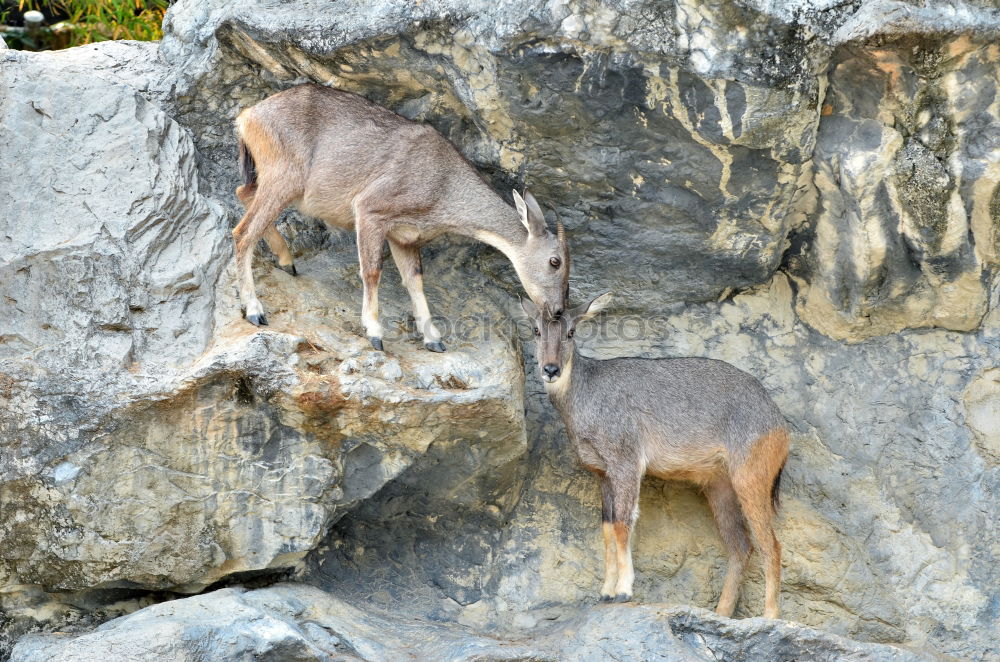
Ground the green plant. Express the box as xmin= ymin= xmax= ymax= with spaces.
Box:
xmin=64 ymin=0 xmax=168 ymax=44
xmin=7 ymin=0 xmax=168 ymax=47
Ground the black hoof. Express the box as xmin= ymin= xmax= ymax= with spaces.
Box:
xmin=246 ymin=313 xmax=268 ymax=326
xmin=599 ymin=594 xmax=614 ymax=603
xmin=368 ymin=337 xmax=384 ymax=352
xmin=424 ymin=340 xmax=446 ymax=353
xmin=278 ymin=263 xmax=297 ymax=277
xmin=613 ymin=594 xmax=632 ymax=603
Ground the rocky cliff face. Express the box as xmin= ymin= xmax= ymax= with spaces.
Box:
xmin=2 ymin=1 xmax=999 ymax=661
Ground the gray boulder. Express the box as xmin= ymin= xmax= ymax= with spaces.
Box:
xmin=0 ymin=39 xmax=525 ymax=601
xmin=10 ymin=583 xmax=929 ymax=662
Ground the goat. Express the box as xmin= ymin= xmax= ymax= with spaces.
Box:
xmin=233 ymin=83 xmax=569 ymax=352
xmin=521 ymin=294 xmax=788 ymax=618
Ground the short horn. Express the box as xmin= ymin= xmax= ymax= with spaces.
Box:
xmin=550 ymin=205 xmax=566 ymax=243
xmin=548 ymin=205 xmax=570 ymax=299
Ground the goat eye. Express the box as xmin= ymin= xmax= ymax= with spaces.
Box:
xmin=533 ymin=327 xmax=540 ymax=336
xmin=549 ymin=257 xmax=561 ymax=268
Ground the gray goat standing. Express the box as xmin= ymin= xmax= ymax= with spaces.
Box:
xmin=522 ymin=294 xmax=788 ymax=618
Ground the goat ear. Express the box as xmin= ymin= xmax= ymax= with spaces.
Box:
xmin=522 ymin=189 xmax=550 ymax=237
xmin=512 ymin=189 xmax=531 ymax=233
xmin=519 ymin=297 xmax=539 ymax=320
xmin=572 ymin=292 xmax=613 ymax=322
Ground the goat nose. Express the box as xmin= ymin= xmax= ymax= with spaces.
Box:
xmin=543 ymin=364 xmax=560 ymax=378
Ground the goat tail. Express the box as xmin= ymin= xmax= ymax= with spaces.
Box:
xmin=239 ymin=138 xmax=257 ymax=190
xmin=770 ymin=460 xmax=785 ymax=513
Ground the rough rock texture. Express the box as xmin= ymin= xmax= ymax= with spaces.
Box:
xmin=2 ymin=1 xmax=1000 ymax=661
xmin=1 ymin=35 xmax=524 ymax=650
xmin=161 ymin=0 xmax=829 ymax=313
xmin=788 ymin=36 xmax=1000 ymax=340
xmin=10 ymin=583 xmax=929 ymax=662
xmin=317 ymin=275 xmax=1000 ymax=661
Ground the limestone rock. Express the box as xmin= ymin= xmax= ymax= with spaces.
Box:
xmin=0 ymin=42 xmax=525 ymax=605
xmin=787 ymin=36 xmax=1000 ymax=341
xmin=159 ymin=0 xmax=1000 ymax=336
xmin=10 ymin=583 xmax=928 ymax=662
xmin=322 ymin=275 xmax=999 ymax=660
xmin=964 ymin=368 xmax=1000 ymax=465
xmin=159 ymin=0 xmax=828 ymax=313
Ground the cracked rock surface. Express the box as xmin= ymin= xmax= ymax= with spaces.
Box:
xmin=9 ymin=584 xmax=930 ymax=662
